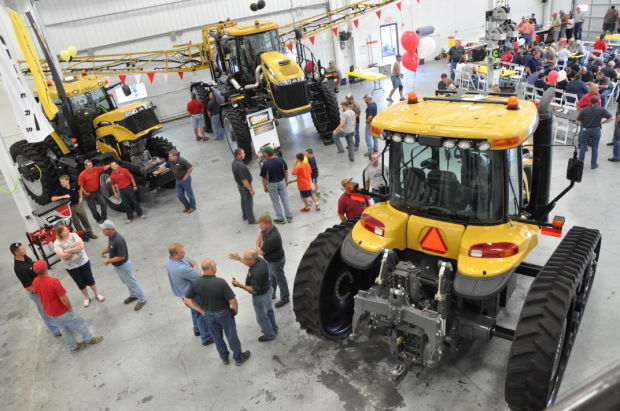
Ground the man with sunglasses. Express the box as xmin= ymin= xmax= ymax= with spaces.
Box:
xmin=10 ymin=242 xmax=61 ymax=336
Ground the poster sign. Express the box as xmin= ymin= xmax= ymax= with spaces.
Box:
xmin=115 ymin=82 xmax=148 ymax=104
xmin=246 ymin=108 xmax=280 ymax=156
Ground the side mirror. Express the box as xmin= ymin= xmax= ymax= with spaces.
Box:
xmin=121 ymin=85 xmax=132 ymax=96
xmin=566 ymin=157 xmax=583 ymax=183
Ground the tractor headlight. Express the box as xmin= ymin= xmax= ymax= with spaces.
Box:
xmin=391 ymin=133 xmax=403 ymax=143
xmin=443 ymin=139 xmax=456 ymax=149
xmin=403 ymin=135 xmax=416 ymax=144
xmin=478 ymin=141 xmax=491 ymax=151
xmin=457 ymin=140 xmax=472 ymax=149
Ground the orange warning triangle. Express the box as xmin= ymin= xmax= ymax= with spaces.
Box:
xmin=420 ymin=227 xmax=448 ymax=254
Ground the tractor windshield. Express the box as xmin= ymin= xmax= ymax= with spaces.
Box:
xmin=69 ymin=87 xmax=112 ymax=115
xmin=389 ymin=140 xmax=504 ymax=223
xmin=237 ymin=29 xmax=281 ymax=83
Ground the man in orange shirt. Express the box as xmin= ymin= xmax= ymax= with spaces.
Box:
xmin=291 ymin=153 xmax=319 ymax=212
xmin=78 ymin=160 xmax=111 ymax=224
xmin=109 ymin=161 xmax=145 ymax=224
xmin=187 ymin=93 xmax=207 ymax=142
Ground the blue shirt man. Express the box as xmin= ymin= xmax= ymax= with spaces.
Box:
xmin=167 ymin=243 xmax=213 ymax=345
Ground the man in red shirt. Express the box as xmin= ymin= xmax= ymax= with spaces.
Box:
xmin=78 ymin=160 xmax=111 ymax=224
xmin=31 ymin=260 xmax=103 ymax=352
xmin=337 ymin=178 xmax=368 ymax=221
xmin=292 ymin=153 xmax=319 ymax=212
xmin=577 ymin=84 xmax=602 ymax=110
xmin=187 ymin=93 xmax=207 ymax=142
xmin=593 ymin=34 xmax=608 ymax=58
xmin=110 ymin=161 xmax=145 ymax=224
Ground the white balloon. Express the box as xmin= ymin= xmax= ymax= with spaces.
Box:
xmin=417 ymin=37 xmax=437 ymax=60
xmin=557 ymin=70 xmax=567 ymax=82
xmin=518 ymin=38 xmax=526 ymax=46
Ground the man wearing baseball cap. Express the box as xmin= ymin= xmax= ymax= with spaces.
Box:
xmin=10 ymin=242 xmax=61 ymax=336
xmin=31 ymin=259 xmax=103 ymax=352
xmin=337 ymin=178 xmax=369 ymax=222
xmin=345 ymin=93 xmax=361 ymax=151
xmin=99 ymin=220 xmax=147 ymax=310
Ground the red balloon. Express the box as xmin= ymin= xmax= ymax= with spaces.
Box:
xmin=401 ymin=31 xmax=419 ymax=53
xmin=402 ymin=52 xmax=419 ymax=72
xmin=547 ymin=70 xmax=559 ymax=84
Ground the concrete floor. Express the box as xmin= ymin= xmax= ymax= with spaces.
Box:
xmin=1 ymin=60 xmax=619 ymax=411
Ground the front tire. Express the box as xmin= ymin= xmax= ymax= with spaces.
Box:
xmin=505 ymin=227 xmax=602 ymax=410
xmin=310 ymin=81 xmax=340 ymax=144
xmin=222 ymin=107 xmax=253 ymax=163
xmin=98 ymin=170 xmax=125 ymax=212
xmin=9 ymin=140 xmax=57 ymax=205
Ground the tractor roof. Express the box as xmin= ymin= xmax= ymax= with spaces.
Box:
xmin=41 ymin=75 xmax=109 ymax=100
xmin=371 ymin=95 xmax=539 ymax=147
xmin=224 ymin=21 xmax=279 ymax=36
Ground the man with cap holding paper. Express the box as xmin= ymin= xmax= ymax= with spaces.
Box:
xmin=31 ymin=259 xmax=103 ymax=352
xmin=99 ymin=219 xmax=147 ymax=311
xmin=10 ymin=242 xmax=61 ymax=336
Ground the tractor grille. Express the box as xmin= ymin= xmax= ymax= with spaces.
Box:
xmin=271 ymin=81 xmax=310 ymax=111
xmin=117 ymin=108 xmax=160 ymax=134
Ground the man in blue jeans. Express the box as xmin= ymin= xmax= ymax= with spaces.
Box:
xmin=576 ymin=95 xmax=613 ymax=169
xmin=260 ymin=147 xmax=293 ymax=224
xmin=332 ymin=101 xmax=357 ymax=162
xmin=184 ymin=259 xmax=250 ymax=366
xmin=167 ymin=243 xmax=213 ymax=345
xmin=153 ymin=149 xmax=196 ymax=213
xmin=100 ymin=220 xmax=147 ymax=311
xmin=610 ymin=109 xmax=620 ymax=162
xmin=207 ymin=91 xmax=225 ymax=140
xmin=363 ymin=94 xmax=379 ymax=154
xmin=230 ymin=249 xmax=278 ymax=342
xmin=31 ymin=260 xmax=103 ymax=352
xmin=256 ymin=215 xmax=289 ymax=307
xmin=11 ymin=242 xmax=61 ymax=336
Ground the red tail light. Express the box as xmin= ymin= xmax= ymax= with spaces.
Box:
xmin=468 ymin=242 xmax=519 ymax=258
xmin=360 ymin=213 xmax=385 ymax=236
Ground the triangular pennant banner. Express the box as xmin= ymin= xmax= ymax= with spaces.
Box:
xmin=132 ymin=74 xmax=141 ymax=84
xmin=286 ymin=43 xmax=293 ymax=51
xmin=119 ymin=74 xmax=127 ymax=84
xmin=178 ymin=72 xmax=184 ymax=79
xmin=353 ymin=19 xmax=359 ymax=29
xmin=147 ymin=72 xmax=155 ymax=83
xmin=309 ymin=36 xmax=315 ymax=45
xmin=161 ymin=72 xmax=169 ymax=84
xmin=396 ymin=2 xmax=402 ymax=11
xmin=376 ymin=10 xmax=381 ymax=19
xmin=332 ymin=27 xmax=338 ymax=36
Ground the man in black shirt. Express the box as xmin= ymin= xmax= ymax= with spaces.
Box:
xmin=99 ymin=220 xmax=147 ymax=311
xmin=10 ymin=242 xmax=61 ymax=336
xmin=232 ymin=148 xmax=256 ymax=224
xmin=184 ymin=258 xmax=250 ymax=366
xmin=256 ymin=214 xmax=289 ymax=307
xmin=51 ymin=175 xmax=97 ymax=239
xmin=153 ymin=149 xmax=196 ymax=213
xmin=576 ymin=95 xmax=613 ymax=169
xmin=448 ymin=38 xmax=465 ymax=80
xmin=260 ymin=147 xmax=293 ymax=224
xmin=207 ymin=91 xmax=225 ymax=140
xmin=230 ymin=249 xmax=278 ymax=342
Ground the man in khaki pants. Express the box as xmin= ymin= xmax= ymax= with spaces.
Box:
xmin=51 ymin=175 xmax=97 ymax=239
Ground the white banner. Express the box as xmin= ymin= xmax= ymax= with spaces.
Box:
xmin=246 ymin=108 xmax=280 ymax=156
xmin=0 ymin=9 xmax=54 ymax=143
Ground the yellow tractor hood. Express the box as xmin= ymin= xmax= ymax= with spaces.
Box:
xmin=261 ymin=51 xmax=304 ymax=83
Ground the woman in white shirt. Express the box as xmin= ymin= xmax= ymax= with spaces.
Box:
xmin=54 ymin=225 xmax=104 ymax=307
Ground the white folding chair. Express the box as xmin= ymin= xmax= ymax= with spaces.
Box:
xmin=523 ymin=84 xmax=537 ymax=101
xmin=564 ymin=92 xmax=578 ymax=109
xmin=555 ymin=92 xmax=579 ymax=144
xmin=551 ymin=89 xmax=565 ymax=109
xmin=605 ymin=81 xmax=618 ymax=108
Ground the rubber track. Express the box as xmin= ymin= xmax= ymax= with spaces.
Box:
xmin=505 ymin=226 xmax=601 ymax=410
xmin=9 ymin=140 xmax=58 ymax=205
xmin=293 ymin=220 xmax=356 ymax=340
xmin=222 ymin=107 xmax=253 ymax=163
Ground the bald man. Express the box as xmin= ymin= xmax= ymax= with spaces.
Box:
xmin=184 ymin=259 xmax=250 ymax=366
xmin=229 ymin=249 xmax=278 ymax=342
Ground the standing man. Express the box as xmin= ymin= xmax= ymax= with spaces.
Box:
xmin=338 ymin=178 xmax=368 ymax=221
xmin=109 ymin=161 xmax=145 ymax=224
xmin=363 ymin=94 xmax=379 ymax=155
xmin=153 ymin=150 xmax=196 ymax=213
xmin=332 ymin=101 xmax=357 ymax=162
xmin=603 ymin=6 xmax=618 ymax=33
xmin=292 ymin=154 xmax=319 ymax=212
xmin=31 ymin=260 xmax=103 ymax=352
xmin=448 ymin=38 xmax=465 ymax=80
xmin=51 ymin=175 xmax=97 ymax=239
xmin=255 ymin=214 xmax=289 ymax=307
xmin=387 ymin=54 xmax=404 ymax=102
xmin=609 ymin=103 xmax=620 ymax=162
xmin=364 ymin=152 xmax=388 ymax=204
xmin=519 ymin=18 xmax=533 ymax=47
xmin=260 ymin=147 xmax=293 ymax=224
xmin=232 ymin=148 xmax=256 ymax=224
xmin=326 ymin=60 xmax=342 ymax=93
xmin=229 ymin=249 xmax=278 ymax=342
xmin=78 ymin=160 xmax=110 ymax=224
xmin=574 ymin=7 xmax=585 ymax=40
xmin=99 ymin=220 xmax=147 ymax=311
xmin=183 ymin=259 xmax=250 ymax=366
xmin=346 ymin=93 xmax=361 ymax=151
xmin=187 ymin=92 xmax=207 ymax=142
xmin=167 ymin=243 xmax=213 ymax=345
xmin=207 ymin=91 xmax=224 ymax=140
xmin=551 ymin=12 xmax=562 ymax=41
xmin=576 ymin=95 xmax=613 ymax=169
xmin=11 ymin=242 xmax=61 ymax=337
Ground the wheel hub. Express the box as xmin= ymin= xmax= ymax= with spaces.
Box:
xmin=334 ymin=271 xmax=354 ymax=301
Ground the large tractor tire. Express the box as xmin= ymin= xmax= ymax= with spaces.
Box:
xmin=146 ymin=136 xmax=176 ymax=160
xmin=505 ymin=226 xmax=602 ymax=410
xmin=98 ymin=170 xmax=125 ymax=212
xmin=293 ymin=220 xmax=377 ymax=340
xmin=310 ymin=81 xmax=340 ymax=144
xmin=9 ymin=140 xmax=57 ymax=205
xmin=190 ymin=83 xmax=212 ymax=133
xmin=222 ymin=107 xmax=253 ymax=163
